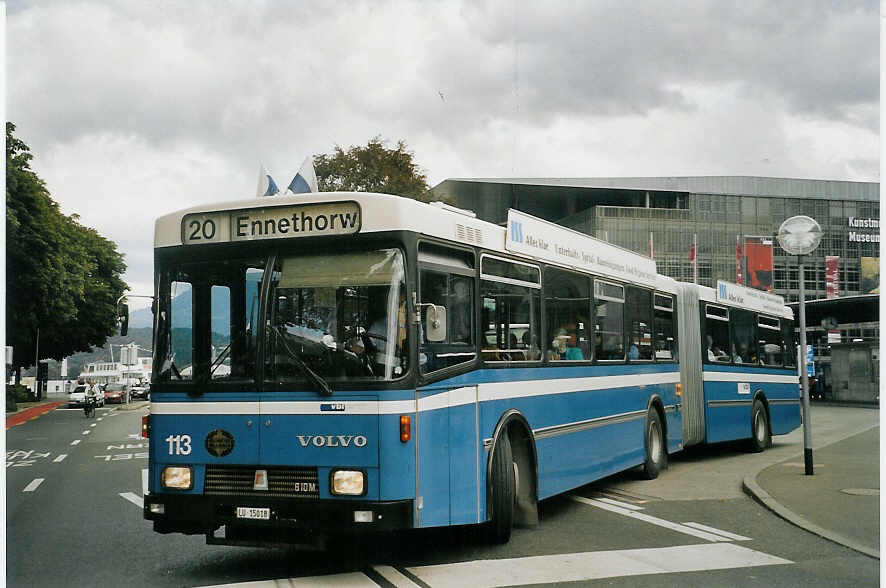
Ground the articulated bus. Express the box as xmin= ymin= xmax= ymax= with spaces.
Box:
xmin=142 ymin=192 xmax=800 ymax=547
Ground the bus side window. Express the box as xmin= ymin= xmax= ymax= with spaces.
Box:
xmin=479 ymin=255 xmax=541 ymax=364
xmin=626 ymin=286 xmax=653 ymax=361
xmin=782 ymin=318 xmax=797 ymax=367
xmin=653 ymin=294 xmax=676 ymax=362
xmin=758 ymin=316 xmax=783 ymax=367
xmin=544 ymin=267 xmax=590 ymax=362
xmin=419 ymin=270 xmax=476 ymax=373
xmin=594 ymin=280 xmax=625 ymax=361
xmin=704 ymin=305 xmax=730 ymax=363
xmin=730 ymin=309 xmax=756 ymax=365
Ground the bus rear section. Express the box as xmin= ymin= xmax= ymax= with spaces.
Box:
xmin=677 ymin=281 xmax=801 ymax=450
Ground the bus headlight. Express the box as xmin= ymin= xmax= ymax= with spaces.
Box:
xmin=331 ymin=469 xmax=365 ymax=496
xmin=161 ymin=466 xmax=193 ymax=490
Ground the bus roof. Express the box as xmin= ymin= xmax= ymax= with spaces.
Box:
xmin=154 ymin=191 xmax=780 ymax=310
xmin=155 ymin=191 xmax=503 ymax=249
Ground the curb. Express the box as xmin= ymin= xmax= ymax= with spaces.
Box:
xmin=742 ymin=472 xmax=880 ymax=560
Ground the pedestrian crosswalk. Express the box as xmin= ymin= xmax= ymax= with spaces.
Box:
xmin=196 ymin=543 xmax=791 ymax=588
xmin=195 ymin=492 xmax=789 ymax=588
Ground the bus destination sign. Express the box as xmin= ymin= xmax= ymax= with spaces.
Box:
xmin=181 ymin=201 xmax=361 ymax=245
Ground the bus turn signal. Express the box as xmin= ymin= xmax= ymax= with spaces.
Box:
xmin=400 ymin=415 xmax=411 ymax=443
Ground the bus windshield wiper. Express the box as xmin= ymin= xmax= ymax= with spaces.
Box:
xmin=273 ymin=327 xmax=333 ymax=396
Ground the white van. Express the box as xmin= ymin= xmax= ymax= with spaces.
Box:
xmin=68 ymin=383 xmax=104 ymax=408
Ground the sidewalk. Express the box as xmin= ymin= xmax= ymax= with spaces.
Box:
xmin=743 ymin=426 xmax=880 ymax=559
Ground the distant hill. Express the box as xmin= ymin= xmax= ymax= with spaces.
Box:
xmin=128 ymin=276 xmax=260 ymax=334
xmin=61 ymin=327 xmax=154 ymax=379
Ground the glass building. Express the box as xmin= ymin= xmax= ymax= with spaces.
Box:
xmin=431 ymin=176 xmax=880 ymax=398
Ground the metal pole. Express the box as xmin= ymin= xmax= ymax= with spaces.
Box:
xmin=34 ymin=327 xmax=39 ymax=400
xmin=798 ymin=255 xmax=813 ymax=475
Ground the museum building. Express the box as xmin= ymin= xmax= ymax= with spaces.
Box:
xmin=430 ymin=176 xmax=880 ymax=401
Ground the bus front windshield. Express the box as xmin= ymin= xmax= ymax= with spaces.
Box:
xmin=268 ymin=248 xmax=408 ymax=382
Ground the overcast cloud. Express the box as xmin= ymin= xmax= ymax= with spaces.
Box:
xmin=7 ymin=0 xmax=879 ymax=305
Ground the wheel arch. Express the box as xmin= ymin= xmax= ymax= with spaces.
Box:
xmin=486 ymin=409 xmax=539 ymax=526
xmin=752 ymin=389 xmax=771 ymax=430
xmin=645 ymin=394 xmax=668 ymax=442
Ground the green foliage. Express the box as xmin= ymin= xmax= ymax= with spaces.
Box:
xmin=6 ymin=122 xmax=128 ymax=371
xmin=313 ymin=137 xmax=429 ymax=200
xmin=7 ymin=384 xmax=34 ymax=407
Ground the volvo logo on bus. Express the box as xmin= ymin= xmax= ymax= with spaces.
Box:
xmin=296 ymin=435 xmax=367 ymax=448
xmin=205 ymin=429 xmax=235 ymax=457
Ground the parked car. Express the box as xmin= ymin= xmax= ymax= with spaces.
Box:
xmin=130 ymin=384 xmax=149 ymax=400
xmin=69 ymin=383 xmax=104 ymax=408
xmin=103 ymin=382 xmax=131 ymax=404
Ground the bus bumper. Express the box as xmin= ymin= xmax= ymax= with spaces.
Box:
xmin=143 ymin=494 xmax=414 ymax=539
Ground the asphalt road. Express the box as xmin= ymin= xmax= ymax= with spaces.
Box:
xmin=5 ymin=404 xmax=879 ymax=587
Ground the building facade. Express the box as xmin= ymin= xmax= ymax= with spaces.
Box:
xmin=431 ymin=176 xmax=880 ymax=398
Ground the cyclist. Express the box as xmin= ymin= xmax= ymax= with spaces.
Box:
xmin=84 ymin=381 xmax=99 ymax=418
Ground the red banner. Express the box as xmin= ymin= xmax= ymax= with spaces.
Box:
xmin=825 ymin=256 xmax=840 ymax=299
xmin=744 ymin=237 xmax=773 ymax=292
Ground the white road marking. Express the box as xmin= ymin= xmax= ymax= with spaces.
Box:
xmin=97 ymin=418 xmax=103 ymax=421
xmin=682 ymin=522 xmax=752 ymax=541
xmin=196 ymin=572 xmax=380 ymax=587
xmin=569 ymin=495 xmax=727 ymax=542
xmin=82 ymin=430 xmax=91 ymax=435
xmin=89 ymin=423 xmax=96 ymax=428
xmin=595 ymin=497 xmax=645 ymax=510
xmin=120 ymin=492 xmax=144 ymax=508
xmin=372 ymin=566 xmax=422 ymax=587
xmin=142 ymin=468 xmax=149 ymax=495
xmin=23 ymin=478 xmax=44 ymax=492
xmin=406 ymin=543 xmax=791 ymax=587
xmin=70 ymin=439 xmax=81 ymax=446
xmin=53 ymin=454 xmax=67 ymax=463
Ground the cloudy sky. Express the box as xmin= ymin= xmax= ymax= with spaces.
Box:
xmin=7 ymin=1 xmax=879 ymax=307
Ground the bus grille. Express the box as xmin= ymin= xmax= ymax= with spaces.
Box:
xmin=204 ymin=465 xmax=320 ymax=498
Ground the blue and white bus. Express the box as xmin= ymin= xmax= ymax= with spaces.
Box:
xmin=142 ymin=192 xmax=800 ymax=547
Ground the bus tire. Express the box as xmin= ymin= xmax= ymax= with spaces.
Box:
xmin=488 ymin=432 xmax=515 ymax=544
xmin=642 ymin=408 xmax=665 ymax=480
xmin=749 ymin=399 xmax=770 ymax=453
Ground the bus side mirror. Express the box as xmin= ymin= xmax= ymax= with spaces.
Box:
xmin=424 ymin=305 xmax=447 ymax=342
xmin=119 ymin=303 xmax=129 ymax=336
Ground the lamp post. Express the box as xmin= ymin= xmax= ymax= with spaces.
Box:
xmin=777 ymin=215 xmax=823 ymax=476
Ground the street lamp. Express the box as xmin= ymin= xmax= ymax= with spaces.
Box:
xmin=777 ymin=215 xmax=823 ymax=476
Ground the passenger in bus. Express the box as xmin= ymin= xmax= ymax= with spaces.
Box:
xmin=734 ymin=342 xmax=755 ymax=364
xmin=550 ymin=328 xmax=583 ymax=360
xmin=707 ymin=335 xmax=727 ymax=362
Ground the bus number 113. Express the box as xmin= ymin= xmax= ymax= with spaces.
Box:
xmin=165 ymin=434 xmax=192 ymax=455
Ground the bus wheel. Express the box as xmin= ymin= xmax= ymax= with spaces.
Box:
xmin=642 ymin=408 xmax=666 ymax=480
xmin=488 ymin=432 xmax=515 ymax=544
xmin=749 ymin=399 xmax=770 ymax=453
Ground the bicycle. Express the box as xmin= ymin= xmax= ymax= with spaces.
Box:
xmin=84 ymin=395 xmax=97 ymax=418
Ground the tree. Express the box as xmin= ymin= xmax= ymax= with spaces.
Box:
xmin=313 ymin=137 xmax=429 ymax=200
xmin=6 ymin=122 xmax=127 ymax=377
